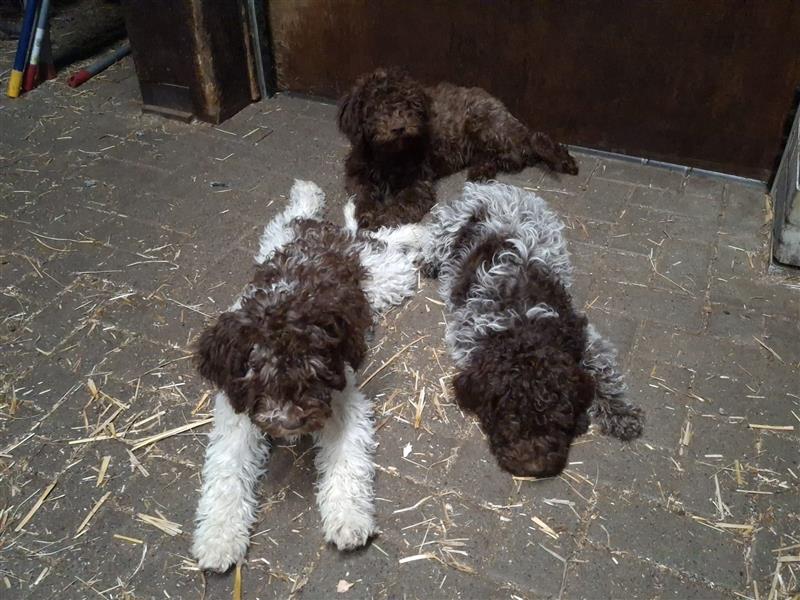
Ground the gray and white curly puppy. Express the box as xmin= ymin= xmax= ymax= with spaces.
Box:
xmin=422 ymin=182 xmax=644 ymax=477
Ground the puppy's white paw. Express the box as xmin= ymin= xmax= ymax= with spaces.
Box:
xmin=324 ymin=513 xmax=377 ymax=551
xmin=192 ymin=526 xmax=247 ymax=573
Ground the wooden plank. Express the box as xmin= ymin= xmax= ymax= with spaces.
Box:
xmin=268 ymin=0 xmax=800 ymax=181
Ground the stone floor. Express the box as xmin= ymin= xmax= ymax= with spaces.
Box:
xmin=1 ymin=55 xmax=799 ymax=600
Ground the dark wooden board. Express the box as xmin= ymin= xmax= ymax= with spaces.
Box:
xmin=268 ymin=0 xmax=800 ymax=181
xmin=125 ymin=0 xmax=258 ymax=124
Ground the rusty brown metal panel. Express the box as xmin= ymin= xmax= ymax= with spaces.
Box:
xmin=268 ymin=0 xmax=800 ymax=181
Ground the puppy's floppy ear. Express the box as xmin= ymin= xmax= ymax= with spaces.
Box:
xmin=195 ymin=312 xmax=259 ymax=412
xmin=452 ymin=363 xmax=487 ymax=413
xmin=337 ymin=83 xmax=363 ymax=142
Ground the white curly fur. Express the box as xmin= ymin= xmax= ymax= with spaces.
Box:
xmin=313 ymin=368 xmax=377 ymax=549
xmin=192 ymin=392 xmax=269 ymax=571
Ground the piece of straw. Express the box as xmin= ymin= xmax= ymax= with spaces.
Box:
xmin=113 ymin=534 xmax=144 ymax=545
xmin=748 ymin=424 xmax=794 ymax=432
xmin=531 ymin=516 xmax=559 ymax=540
xmin=359 ymin=336 xmax=427 ymax=389
xmin=752 ymin=336 xmax=784 ymax=363
xmin=129 ymin=417 xmax=213 ymax=451
xmin=75 ymin=492 xmax=111 ymax=537
xmin=14 ymin=478 xmax=58 ymax=532
xmin=96 ymin=456 xmax=111 ymax=487
xmin=233 ymin=563 xmax=242 ymax=600
xmin=136 ymin=512 xmax=182 ymax=536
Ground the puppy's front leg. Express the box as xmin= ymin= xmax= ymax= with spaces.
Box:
xmin=192 ymin=392 xmax=270 ymax=572
xmin=582 ymin=325 xmax=645 ymax=441
xmin=313 ymin=368 xmax=377 ymax=550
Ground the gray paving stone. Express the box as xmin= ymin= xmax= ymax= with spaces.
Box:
xmin=633 ymin=322 xmax=765 ymax=375
xmin=709 ymin=276 xmax=800 ymax=320
xmin=721 ymin=186 xmax=769 ymax=239
xmin=589 ymin=281 xmax=705 ymax=333
xmin=647 ymin=166 xmax=691 ymax=193
xmin=566 ymin=240 xmax=604 ymax=276
xmin=597 ymin=247 xmax=655 ymax=287
xmin=439 ymin=434 xmax=516 ymax=505
xmin=630 ymin=187 xmax=723 ymax=223
xmin=609 ymin=202 xmax=718 ymax=255
xmin=0 ymin=547 xmax=80 ymax=600
xmin=297 ymin=541 xmax=397 ymax=599
xmin=387 ymin=563 xmax=511 ymax=600
xmin=655 ymin=239 xmax=715 ymax=295
xmin=706 ymin=300 xmax=765 ymax=345
xmin=563 ymin=214 xmax=616 ymax=248
xmin=571 ymin=178 xmax=632 ymax=222
xmin=587 ymin=495 xmax=747 ymax=589
xmin=564 ymin=543 xmax=735 ymax=600
xmin=692 ymin=369 xmax=799 ymax=427
xmin=595 ymin=158 xmax=657 ymax=187
xmin=623 ymin=361 xmax=693 ymax=452
xmin=682 ymin=172 xmax=726 ymax=199
xmin=761 ymin=316 xmax=800 ymax=369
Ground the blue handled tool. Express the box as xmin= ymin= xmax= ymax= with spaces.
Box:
xmin=7 ymin=0 xmax=40 ymax=98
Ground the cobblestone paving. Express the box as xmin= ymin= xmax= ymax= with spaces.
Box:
xmin=1 ymin=56 xmax=798 ymax=599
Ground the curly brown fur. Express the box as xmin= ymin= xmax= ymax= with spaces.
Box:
xmin=451 ymin=258 xmax=595 ymax=477
xmin=195 ymin=219 xmax=372 ymax=438
xmin=338 ymin=68 xmax=578 ymax=230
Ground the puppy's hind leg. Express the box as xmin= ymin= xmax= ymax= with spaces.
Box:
xmin=254 ymin=179 xmax=326 ymax=263
xmin=192 ymin=392 xmax=270 ymax=572
xmin=313 ymin=368 xmax=377 ymax=550
xmin=582 ymin=325 xmax=644 ymax=441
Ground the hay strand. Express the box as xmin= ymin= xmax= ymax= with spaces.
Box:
xmin=14 ymin=478 xmax=58 ymax=532
xmin=75 ymin=492 xmax=111 ymax=537
xmin=359 ymin=335 xmax=427 ymax=389
xmin=129 ymin=417 xmax=213 ymax=451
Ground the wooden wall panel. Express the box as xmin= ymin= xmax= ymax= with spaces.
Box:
xmin=268 ymin=0 xmax=800 ymax=181
xmin=125 ymin=0 xmax=258 ymax=124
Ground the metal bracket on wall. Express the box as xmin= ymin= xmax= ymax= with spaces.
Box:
xmin=246 ymin=0 xmax=267 ymax=98
xmin=771 ymin=104 xmax=800 ymax=267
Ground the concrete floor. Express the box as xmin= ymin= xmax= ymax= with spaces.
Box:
xmin=1 ymin=55 xmax=799 ymax=600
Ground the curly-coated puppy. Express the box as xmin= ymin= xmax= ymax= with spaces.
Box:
xmin=422 ymin=182 xmax=644 ymax=477
xmin=192 ymin=180 xmax=426 ymax=572
xmin=338 ymin=68 xmax=579 ymax=230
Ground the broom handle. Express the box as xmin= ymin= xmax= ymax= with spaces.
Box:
xmin=22 ymin=0 xmax=51 ymax=91
xmin=7 ymin=0 xmax=40 ymax=98
xmin=28 ymin=0 xmax=51 ymax=69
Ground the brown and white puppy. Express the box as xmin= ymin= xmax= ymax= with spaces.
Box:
xmin=192 ymin=180 xmax=426 ymax=572
xmin=338 ymin=68 xmax=578 ymax=230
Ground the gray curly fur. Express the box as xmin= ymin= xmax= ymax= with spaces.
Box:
xmin=583 ymin=325 xmax=645 ymax=441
